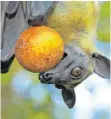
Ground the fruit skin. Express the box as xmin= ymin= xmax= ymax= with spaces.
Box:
xmin=15 ymin=26 xmax=64 ymax=72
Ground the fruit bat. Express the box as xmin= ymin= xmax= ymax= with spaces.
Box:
xmin=38 ymin=1 xmax=110 ymax=108
xmin=1 ymin=1 xmax=110 ymax=108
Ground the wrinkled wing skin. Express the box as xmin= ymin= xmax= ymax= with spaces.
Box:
xmin=1 ymin=1 xmax=53 ymax=73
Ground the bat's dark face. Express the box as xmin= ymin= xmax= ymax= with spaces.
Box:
xmin=39 ymin=45 xmax=93 ymax=88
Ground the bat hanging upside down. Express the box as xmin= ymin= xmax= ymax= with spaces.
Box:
xmin=38 ymin=1 xmax=110 ymax=108
xmin=1 ymin=1 xmax=110 ymax=108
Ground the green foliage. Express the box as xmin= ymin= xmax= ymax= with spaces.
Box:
xmin=97 ymin=2 xmax=110 ymax=42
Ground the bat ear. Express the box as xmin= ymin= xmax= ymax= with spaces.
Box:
xmin=92 ymin=53 xmax=110 ymax=79
xmin=61 ymin=88 xmax=76 ymax=108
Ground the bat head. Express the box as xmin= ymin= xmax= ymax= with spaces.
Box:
xmin=39 ymin=44 xmax=110 ymax=88
xmin=39 ymin=44 xmax=110 ymax=109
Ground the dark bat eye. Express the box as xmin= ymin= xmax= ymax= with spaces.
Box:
xmin=71 ymin=67 xmax=83 ymax=77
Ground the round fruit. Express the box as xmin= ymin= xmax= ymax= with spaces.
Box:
xmin=15 ymin=26 xmax=64 ymax=72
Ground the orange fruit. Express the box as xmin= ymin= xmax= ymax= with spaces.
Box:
xmin=15 ymin=26 xmax=64 ymax=72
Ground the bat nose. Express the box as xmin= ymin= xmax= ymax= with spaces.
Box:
xmin=39 ymin=72 xmax=54 ymax=83
xmin=44 ymin=72 xmax=53 ymax=80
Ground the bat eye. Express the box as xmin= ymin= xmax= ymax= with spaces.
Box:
xmin=71 ymin=67 xmax=83 ymax=77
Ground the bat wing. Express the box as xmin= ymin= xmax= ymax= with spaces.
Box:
xmin=1 ymin=1 xmax=26 ymax=73
xmin=1 ymin=1 xmax=27 ymax=73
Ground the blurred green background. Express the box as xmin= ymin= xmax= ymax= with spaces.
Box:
xmin=1 ymin=2 xmax=110 ymax=119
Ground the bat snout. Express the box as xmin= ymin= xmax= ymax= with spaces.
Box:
xmin=39 ymin=71 xmax=62 ymax=84
xmin=39 ymin=72 xmax=54 ymax=83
